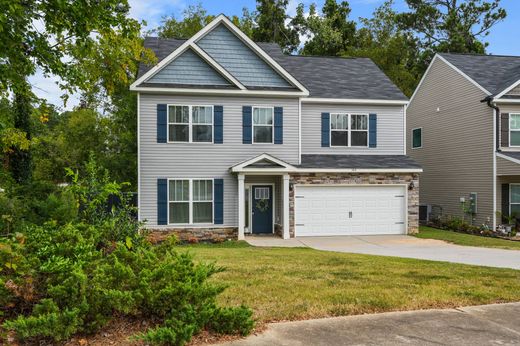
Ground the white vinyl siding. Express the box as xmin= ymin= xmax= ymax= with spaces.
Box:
xmin=302 ymin=103 xmax=405 ymax=155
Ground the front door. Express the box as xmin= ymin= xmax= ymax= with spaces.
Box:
xmin=252 ymin=185 xmax=273 ymax=234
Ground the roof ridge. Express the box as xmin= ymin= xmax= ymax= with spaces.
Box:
xmin=440 ymin=52 xmax=520 ymax=59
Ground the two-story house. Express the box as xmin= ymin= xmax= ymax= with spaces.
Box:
xmin=131 ymin=15 xmax=421 ymax=241
xmin=407 ymin=53 xmax=520 ymax=230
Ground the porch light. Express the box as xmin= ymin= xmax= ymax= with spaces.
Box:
xmin=408 ymin=181 xmax=415 ymax=190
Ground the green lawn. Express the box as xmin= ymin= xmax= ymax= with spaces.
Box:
xmin=415 ymin=226 xmax=520 ymax=250
xmin=176 ymin=241 xmax=520 ymax=324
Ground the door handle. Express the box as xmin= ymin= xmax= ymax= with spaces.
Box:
xmin=349 ymin=211 xmax=353 ymax=218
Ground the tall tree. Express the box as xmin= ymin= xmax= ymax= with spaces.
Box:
xmin=398 ymin=0 xmax=506 ymax=54
xmin=0 ymin=0 xmax=149 ymax=183
xmin=296 ymin=0 xmax=357 ymax=56
xmin=350 ymin=1 xmax=421 ymax=96
xmin=253 ymin=0 xmax=300 ymax=53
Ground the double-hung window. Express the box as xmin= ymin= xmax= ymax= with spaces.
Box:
xmin=253 ymin=107 xmax=273 ymax=143
xmin=168 ymin=105 xmax=213 ymax=143
xmin=168 ymin=179 xmax=213 ymax=224
xmin=330 ymin=113 xmax=368 ymax=147
xmin=511 ymin=184 xmax=520 ymax=216
xmin=412 ymin=128 xmax=422 ymax=149
xmin=510 ymin=114 xmax=520 ymax=146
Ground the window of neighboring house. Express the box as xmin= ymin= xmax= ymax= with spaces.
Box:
xmin=168 ymin=179 xmax=213 ymax=224
xmin=253 ymin=107 xmax=273 ymax=143
xmin=510 ymin=184 xmax=520 ymax=216
xmin=509 ymin=114 xmax=520 ymax=146
xmin=168 ymin=105 xmax=213 ymax=143
xmin=412 ymin=128 xmax=422 ymax=149
xmin=330 ymin=113 xmax=368 ymax=147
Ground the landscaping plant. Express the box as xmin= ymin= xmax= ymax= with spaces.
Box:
xmin=0 ymin=157 xmax=253 ymax=345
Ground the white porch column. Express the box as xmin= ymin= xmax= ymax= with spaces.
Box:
xmin=283 ymin=174 xmax=290 ymax=239
xmin=238 ymin=174 xmax=245 ymax=240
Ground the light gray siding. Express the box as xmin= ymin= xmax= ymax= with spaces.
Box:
xmin=147 ymin=48 xmax=231 ymax=86
xmin=196 ymin=24 xmax=291 ymax=88
xmin=139 ymin=93 xmax=299 ymax=227
xmin=301 ymin=103 xmax=405 ymax=155
xmin=407 ymin=57 xmax=494 ymax=225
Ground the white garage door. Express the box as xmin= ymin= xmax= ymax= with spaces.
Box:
xmin=294 ymin=185 xmax=406 ymax=236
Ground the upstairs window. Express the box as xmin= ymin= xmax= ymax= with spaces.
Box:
xmin=168 ymin=105 xmax=213 ymax=143
xmin=330 ymin=113 xmax=368 ymax=147
xmin=412 ymin=128 xmax=422 ymax=149
xmin=510 ymin=114 xmax=520 ymax=146
xmin=253 ymin=107 xmax=273 ymax=143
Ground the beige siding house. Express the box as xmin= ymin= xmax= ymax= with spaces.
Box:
xmin=408 ymin=53 xmax=520 ymax=229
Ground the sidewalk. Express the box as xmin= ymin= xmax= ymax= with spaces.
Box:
xmin=220 ymin=302 xmax=520 ymax=345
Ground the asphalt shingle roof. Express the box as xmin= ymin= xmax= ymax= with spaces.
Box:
xmin=138 ymin=37 xmax=408 ymax=100
xmin=499 ymin=152 xmax=520 ymax=162
xmin=440 ymin=53 xmax=520 ymax=96
xmin=299 ymin=155 xmax=421 ymax=169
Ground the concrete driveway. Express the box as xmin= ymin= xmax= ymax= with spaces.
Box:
xmin=221 ymin=302 xmax=520 ymax=346
xmin=246 ymin=235 xmax=520 ymax=269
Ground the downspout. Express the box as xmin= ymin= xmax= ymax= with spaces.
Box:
xmin=482 ymin=96 xmax=500 ymax=230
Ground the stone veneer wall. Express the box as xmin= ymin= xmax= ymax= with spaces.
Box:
xmin=289 ymin=173 xmax=420 ymax=238
xmin=147 ymin=227 xmax=237 ymax=243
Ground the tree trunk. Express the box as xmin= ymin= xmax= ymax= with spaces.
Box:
xmin=10 ymin=84 xmax=32 ymax=184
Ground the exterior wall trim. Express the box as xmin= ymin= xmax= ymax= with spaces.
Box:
xmin=234 ymin=168 xmax=423 ymax=173
xmin=497 ymin=152 xmax=520 ymax=166
xmin=131 ymin=86 xmax=307 ymax=97
xmin=495 ymin=79 xmax=520 ymax=99
xmin=301 ymin=98 xmax=408 ymax=105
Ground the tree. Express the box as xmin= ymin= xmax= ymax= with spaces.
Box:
xmin=349 ymin=1 xmax=421 ymax=96
xmin=0 ymin=0 xmax=151 ymax=184
xmin=253 ymin=0 xmax=300 ymax=53
xmin=296 ymin=0 xmax=357 ymax=56
xmin=398 ymin=0 xmax=507 ymax=54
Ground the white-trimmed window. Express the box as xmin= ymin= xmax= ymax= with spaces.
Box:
xmin=509 ymin=114 xmax=520 ymax=147
xmin=412 ymin=128 xmax=422 ymax=149
xmin=168 ymin=179 xmax=213 ymax=224
xmin=168 ymin=105 xmax=213 ymax=143
xmin=253 ymin=107 xmax=273 ymax=143
xmin=330 ymin=113 xmax=368 ymax=147
xmin=510 ymin=184 xmax=520 ymax=216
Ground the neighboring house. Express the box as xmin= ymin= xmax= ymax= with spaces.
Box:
xmin=131 ymin=15 xmax=421 ymax=241
xmin=407 ymin=53 xmax=520 ymax=229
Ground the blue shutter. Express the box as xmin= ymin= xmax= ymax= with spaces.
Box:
xmin=274 ymin=107 xmax=283 ymax=144
xmin=369 ymin=113 xmax=377 ymax=148
xmin=214 ymin=179 xmax=224 ymax=224
xmin=242 ymin=106 xmax=252 ymax=144
xmin=157 ymin=104 xmax=167 ymax=143
xmin=214 ymin=105 xmax=223 ymax=144
xmin=321 ymin=112 xmax=330 ymax=147
xmin=157 ymin=179 xmax=168 ymax=225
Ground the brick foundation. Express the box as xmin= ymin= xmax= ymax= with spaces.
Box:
xmin=146 ymin=227 xmax=237 ymax=244
xmin=289 ymin=173 xmax=419 ymax=238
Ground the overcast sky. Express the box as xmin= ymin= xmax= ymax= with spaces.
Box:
xmin=29 ymin=0 xmax=520 ymax=110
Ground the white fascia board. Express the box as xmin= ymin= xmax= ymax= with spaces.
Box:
xmin=129 ymin=86 xmax=307 ymax=97
xmin=495 ymin=79 xmax=520 ymax=99
xmin=232 ymin=167 xmax=423 ymax=173
xmin=212 ymin=15 xmax=309 ymax=95
xmin=301 ymin=98 xmax=409 ymax=105
xmin=231 ymin=153 xmax=297 ymax=172
xmin=494 ymin=98 xmax=520 ymax=104
xmin=497 ymin=152 xmax=520 ymax=166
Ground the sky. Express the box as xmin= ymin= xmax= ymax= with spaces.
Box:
xmin=30 ymin=0 xmax=520 ymax=109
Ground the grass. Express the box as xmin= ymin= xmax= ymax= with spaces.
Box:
xmin=176 ymin=241 xmax=520 ymax=324
xmin=415 ymin=226 xmax=520 ymax=250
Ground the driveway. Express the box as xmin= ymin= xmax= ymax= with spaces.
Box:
xmin=221 ymin=302 xmax=520 ymax=346
xmin=245 ymin=235 xmax=520 ymax=269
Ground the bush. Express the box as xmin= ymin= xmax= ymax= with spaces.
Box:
xmin=1 ymin=157 xmax=254 ymax=345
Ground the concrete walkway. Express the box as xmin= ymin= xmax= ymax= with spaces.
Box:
xmin=221 ymin=302 xmax=520 ymax=346
xmin=245 ymin=235 xmax=520 ymax=269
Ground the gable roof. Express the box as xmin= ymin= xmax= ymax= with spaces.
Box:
xmin=137 ymin=38 xmax=407 ymax=101
xmin=439 ymin=53 xmax=520 ymax=97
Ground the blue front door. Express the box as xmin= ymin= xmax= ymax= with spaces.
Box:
xmin=252 ymin=185 xmax=273 ymax=234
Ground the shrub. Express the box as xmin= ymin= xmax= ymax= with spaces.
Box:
xmin=1 ymin=157 xmax=254 ymax=345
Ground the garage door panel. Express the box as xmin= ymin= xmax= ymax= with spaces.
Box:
xmin=295 ymin=185 xmax=406 ymax=236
